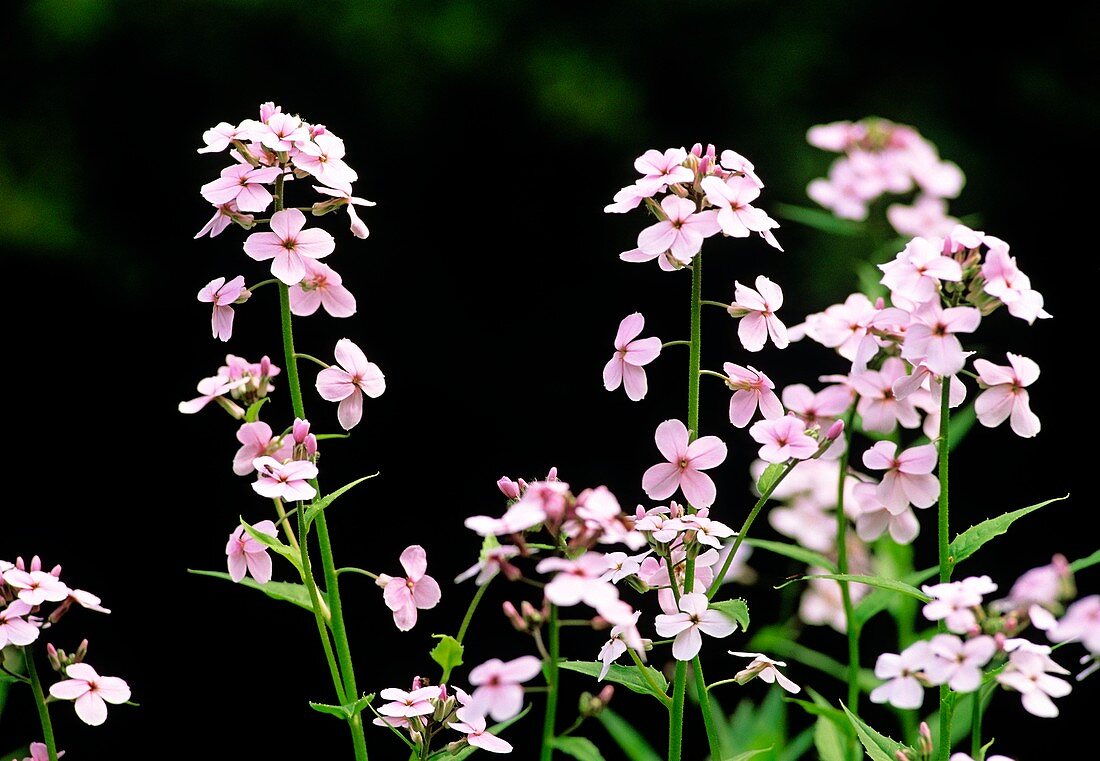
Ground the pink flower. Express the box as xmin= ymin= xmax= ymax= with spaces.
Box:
xmin=377 ymin=685 xmax=439 ymax=717
xmin=634 ymin=148 xmax=694 ymax=190
xmin=780 ymin=383 xmax=850 ymax=430
xmin=923 ymin=634 xmax=996 ymax=692
xmin=605 ymin=184 xmax=653 ymax=214
xmin=922 ymin=576 xmax=997 ymax=634
xmin=974 ymin=353 xmax=1041 ymax=438
xmin=469 ymin=655 xmax=542 ymax=721
xmin=49 ymin=663 xmax=131 ymax=726
xmin=315 ymin=338 xmax=386 ymax=431
xmin=641 ymin=419 xmax=727 ymax=508
xmin=294 ymin=133 xmax=357 ymax=192
xmin=382 ymin=545 xmax=441 ymax=632
xmin=1048 ymin=595 xmax=1100 ymax=654
xmin=887 ymin=195 xmax=958 ymax=238
xmin=728 ymin=652 xmax=800 ymax=693
xmin=654 ymin=592 xmax=737 ymax=661
xmin=603 ymin=313 xmax=662 ymax=401
xmin=951 ymin=755 xmax=1014 ymax=761
xmin=312 ymin=185 xmax=376 ymax=239
xmin=681 ymin=510 xmax=736 ymax=550
xmin=997 ymin=649 xmax=1072 ymax=717
xmin=537 ymin=554 xmax=619 ymax=610
xmin=870 ymin=641 xmax=932 ymax=709
xmin=455 ymin=545 xmax=521 ymax=586
xmin=177 ymin=374 xmax=247 ymax=416
xmin=700 ymin=175 xmax=782 ymax=250
xmin=861 ymin=441 xmax=939 ymax=513
xmin=22 ymin=742 xmax=65 ymax=761
xmin=981 ymin=245 xmax=1051 ymax=324
xmin=289 ymin=260 xmax=357 ymax=318
xmin=728 ymin=276 xmax=789 ymax=351
xmin=198 ymin=120 xmax=252 ymax=153
xmin=226 ymin=520 xmax=277 ymax=584
xmin=259 ymin=111 xmax=310 ymax=152
xmin=902 ymin=302 xmax=981 ymax=377
xmin=0 ymin=600 xmax=40 ymax=647
xmin=597 ymin=611 xmax=651 ymax=680
xmin=200 ymin=164 xmax=282 ymax=212
xmin=851 ymin=357 xmax=922 ymax=433
xmin=243 ymin=208 xmax=335 ymax=285
xmin=251 ymin=456 xmax=318 ymax=501
xmin=233 ymin=421 xmax=291 ymax=476
xmin=798 ymin=293 xmax=877 ymax=360
xmin=853 ymin=482 xmax=920 ymax=544
xmin=749 ymin=416 xmax=818 ymax=464
xmin=2 ymin=569 xmax=69 ymax=606
xmin=879 ymin=237 xmax=963 ymax=309
xmin=997 ymin=555 xmax=1072 ymax=612
xmin=636 ymin=195 xmax=720 ymax=264
xmin=719 ymin=149 xmax=763 ymax=187
xmin=197 ymin=275 xmax=247 ymax=342
xmin=195 ymin=200 xmax=254 ymax=239
xmin=723 ymin=363 xmax=783 ymax=428
xmin=449 ymin=706 xmax=513 ymax=753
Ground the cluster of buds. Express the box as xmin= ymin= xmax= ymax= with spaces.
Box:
xmin=178 ymin=354 xmax=280 ymax=418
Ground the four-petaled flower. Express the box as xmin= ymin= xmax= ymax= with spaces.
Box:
xmin=641 ymin=419 xmax=727 ymax=508
xmin=654 ymin=592 xmax=738 ymax=661
xmin=728 ymin=276 xmax=789 ymax=351
xmin=636 ymin=195 xmax=720 ymax=264
xmin=197 ymin=275 xmax=247 ymax=342
xmin=49 ymin=663 xmax=131 ymax=726
xmin=724 ymin=363 xmax=783 ymax=428
xmin=603 ymin=313 xmax=662 ymax=401
xmin=381 ymin=545 xmax=441 ymax=632
xmin=316 ymin=338 xmax=386 ymax=430
xmin=699 ymin=175 xmax=782 ymax=249
xmin=3 ymin=568 xmax=69 ymax=606
xmin=974 ymin=353 xmax=1041 ymax=438
xmin=869 ymin=640 xmax=932 ymax=709
xmin=0 ymin=600 xmax=40 ymax=647
xmin=226 ymin=520 xmax=278 ymax=585
xmin=244 ymin=208 xmax=336 ymax=286
xmin=996 ymin=649 xmax=1072 ymax=717
xmin=748 ymin=416 xmax=818 ymax=464
xmin=468 ymin=655 xmax=542 ymax=721
xmin=861 ymin=441 xmax=939 ymax=513
xmin=728 ymin=651 xmax=800 ymax=693
xmin=251 ymin=456 xmax=318 ymax=501
xmin=290 ymin=260 xmax=357 ymax=318
xmin=449 ymin=705 xmax=514 ymax=754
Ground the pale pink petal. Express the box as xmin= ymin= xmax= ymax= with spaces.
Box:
xmin=729 ymin=389 xmax=759 ymax=427
xmin=400 ymin=546 xmax=429 ymax=580
xmin=412 ymin=576 xmax=441 ymax=609
xmin=74 ymin=692 xmax=108 ymax=726
xmin=316 ymin=367 xmax=355 ymax=401
xmin=622 ymin=363 xmax=648 ymax=401
xmin=1021 ymin=689 xmax=1059 ymax=718
xmin=615 ymin=313 xmax=645 ymax=348
xmin=766 ymin=315 xmax=789 ymax=349
xmin=270 ymin=208 xmax=305 ymax=240
xmin=334 ymin=338 xmax=370 ymax=377
xmin=696 ymin=610 xmax=737 ymax=638
xmin=862 ymin=441 xmax=898 ymax=471
xmin=755 ymin=276 xmax=784 ymax=309
xmin=638 ymin=222 xmax=677 ymax=254
xmin=643 ymin=464 xmax=682 ymax=501
xmin=1009 ymin=394 xmax=1041 ymax=438
xmin=654 ymin=419 xmax=689 ymax=461
xmin=1007 ymin=353 xmax=1040 ymax=386
xmin=738 ymin=313 xmax=768 ymax=352
xmin=294 ymin=227 xmax=336 ymax=259
xmin=392 ymin=601 xmax=418 ymax=632
xmin=357 ymin=363 xmax=386 ymax=398
xmin=245 ymin=551 xmax=273 ymax=585
xmin=49 ymin=679 xmax=91 ymax=701
xmin=773 ymin=669 xmax=801 ymax=694
xmin=686 ymin=435 xmax=727 ymax=469
xmin=320 ymin=284 xmax=357 ymax=318
xmin=973 ymin=359 xmax=1014 ymax=387
xmin=654 ymin=613 xmax=693 ymax=637
xmin=242 ymin=232 xmax=284 ymax=262
xmin=271 ymin=251 xmax=308 ymax=286
xmin=470 ymin=732 xmax=513 ymax=753
xmin=337 ymin=391 xmax=364 ymax=430
xmin=500 ymin=656 xmax=543 ymax=682
xmin=889 ymin=509 xmax=921 ymax=544
xmin=290 ymin=286 xmax=323 ymax=316
xmin=94 ymin=677 xmax=132 ymax=704
xmin=900 ymin=473 xmax=940 ymax=509
xmin=624 ymin=337 xmax=662 ymax=366
xmin=758 ymin=389 xmax=784 ymax=419
xmin=975 ymin=386 xmax=1013 ymax=428
xmin=678 ymin=468 xmax=717 ymax=508
xmin=672 ymin=627 xmax=703 ymax=661
xmin=603 ymin=356 xmax=624 ymax=392
xmin=898 ymin=444 xmax=938 ymax=474
xmin=227 ymin=552 xmax=248 ymax=583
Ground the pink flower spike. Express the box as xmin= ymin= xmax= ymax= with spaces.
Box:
xmin=226 ymin=520 xmax=278 ymax=585
xmin=315 ymin=338 xmax=386 ymax=430
xmin=243 ymin=208 xmax=335 ymax=285
xmin=197 ymin=275 xmax=247 ymax=342
xmin=2 ymin=569 xmax=69 ymax=606
xmin=469 ymin=655 xmax=542 ymax=721
xmin=312 ymin=185 xmax=376 ymax=239
xmin=748 ymin=416 xmax=818 ymax=464
xmin=449 ymin=705 xmax=514 ymax=753
xmin=723 ymin=363 xmax=783 ymax=428
xmin=641 ymin=419 xmax=727 ymax=508
xmin=0 ymin=600 xmax=40 ymax=647
xmin=200 ymin=164 xmax=282 ymax=212
xmin=861 ymin=441 xmax=939 ymax=513
xmin=654 ymin=592 xmax=737 ymax=661
xmin=382 ymin=545 xmax=441 ymax=632
xmin=728 ymin=651 xmax=800 ymax=693
xmin=49 ymin=663 xmax=131 ymax=727
xmin=603 ymin=313 xmax=662 ymax=401
xmin=251 ymin=456 xmax=318 ymax=501
xmin=290 ymin=259 xmax=357 ymax=318
xmin=974 ymin=353 xmax=1041 ymax=438
xmin=728 ymin=276 xmax=789 ymax=351
xmin=902 ymin=302 xmax=981 ymax=377
xmin=636 ymin=195 xmax=720 ymax=264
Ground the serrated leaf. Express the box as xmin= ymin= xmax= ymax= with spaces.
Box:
xmin=430 ymin=635 xmax=464 ymax=677
xmin=744 ymin=538 xmax=837 ymax=573
xmin=188 ymin=569 xmax=314 ymax=611
xmin=785 ymin=687 xmax=852 ymax=739
xmin=949 ymin=495 xmax=1068 ymax=567
xmin=710 ymin=599 xmax=750 ymax=631
xmin=814 ymin=715 xmax=849 ymax=761
xmin=841 ymin=704 xmax=906 ymax=761
xmin=558 ymin=661 xmax=668 ymax=703
xmin=245 ymin=397 xmax=269 ymax=423
xmin=1070 ymin=549 xmax=1100 ymax=574
xmin=774 ymin=203 xmax=865 ymax=236
xmin=596 ymin=708 xmax=661 ymax=761
xmin=304 ymin=474 xmax=379 ymax=529
xmin=309 ymin=693 xmax=374 ymax=720
xmin=778 ymin=573 xmax=930 ymax=602
xmin=551 ymin=736 xmax=606 ymax=760
xmin=241 ymin=518 xmax=302 ymax=571
xmin=430 ymin=705 xmax=531 ymax=760
xmin=755 ymin=462 xmax=788 ymax=496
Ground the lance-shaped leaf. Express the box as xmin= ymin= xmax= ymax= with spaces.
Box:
xmin=309 ymin=693 xmax=374 ymax=720
xmin=304 ymin=473 xmax=379 ymax=529
xmin=241 ymin=517 xmax=302 ymax=572
xmin=949 ymin=495 xmax=1069 ymax=567
xmin=596 ymin=708 xmax=661 ymax=761
xmin=777 ymin=573 xmax=930 ymax=602
xmin=558 ymin=661 xmax=669 ymax=703
xmin=188 ymin=569 xmax=316 ymax=611
xmin=744 ymin=538 xmax=837 ymax=573
xmin=841 ymin=704 xmax=907 ymax=761
xmin=551 ymin=737 xmax=607 ymax=760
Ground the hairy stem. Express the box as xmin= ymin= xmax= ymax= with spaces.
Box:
xmin=937 ymin=380 xmax=952 ymax=761
xmin=692 ymin=656 xmax=725 ymax=760
xmin=539 ymin=604 xmax=560 ymax=761
xmin=25 ymin=649 xmax=59 ymax=761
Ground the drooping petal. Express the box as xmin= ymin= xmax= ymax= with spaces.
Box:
xmin=678 ymin=468 xmax=717 ymax=508
xmin=245 ymin=550 xmax=273 ymax=585
xmin=412 ymin=576 xmax=441 ymax=609
xmin=621 ymin=363 xmax=648 ymax=401
xmin=603 ymin=356 xmax=624 ymax=392
xmin=337 ymin=391 xmax=364 ymax=430
xmin=74 ymin=692 xmax=109 ymax=726
xmin=615 ymin=313 xmax=645 ymax=348
xmin=737 ymin=313 xmax=768 ymax=352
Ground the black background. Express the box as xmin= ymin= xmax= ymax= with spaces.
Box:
xmin=2 ymin=1 xmax=1096 ymax=758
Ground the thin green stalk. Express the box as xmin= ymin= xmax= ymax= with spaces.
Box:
xmin=628 ymin=648 xmax=672 ymax=707
xmin=539 ymin=604 xmax=560 ymax=761
xmin=937 ymin=380 xmax=952 ymax=761
xmin=25 ymin=649 xmax=59 ymax=761
xmin=834 ymin=407 xmax=860 ymax=717
xmin=970 ymin=688 xmax=984 ymax=759
xmin=457 ymin=581 xmax=490 ymax=644
xmin=692 ymin=656 xmax=724 ymax=760
xmin=668 ymin=661 xmax=687 ymax=761
xmin=298 ymin=503 xmax=346 ymax=704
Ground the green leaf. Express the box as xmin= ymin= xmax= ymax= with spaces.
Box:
xmin=431 ymin=705 xmax=531 ymax=760
xmin=558 ymin=661 xmax=668 ymax=703
xmin=188 ymin=569 xmax=315 ymax=612
xmin=774 ymin=203 xmax=865 ymax=236
xmin=430 ymin=635 xmax=464 ymax=676
xmin=777 ymin=573 xmax=930 ymax=602
xmin=244 ymin=397 xmax=269 ymax=423
xmin=744 ymin=538 xmax=838 ymax=573
xmin=0 ymin=672 xmax=25 ymax=685
xmin=710 ymin=598 xmax=750 ymax=632
xmin=853 ymin=567 xmax=938 ymax=628
xmin=755 ymin=462 xmax=788 ymax=496
xmin=727 ymin=748 xmax=775 ymax=760
xmin=309 ymin=693 xmax=374 ymax=720
xmin=814 ymin=715 xmax=849 ymax=761
xmin=841 ymin=704 xmax=906 ymax=761
xmin=1 ymin=747 xmax=30 ymax=761
xmin=551 ymin=736 xmax=606 ymax=760
xmin=304 ymin=474 xmax=379 ymax=528
xmin=778 ymin=726 xmax=816 ymax=761
xmin=314 ymin=433 xmax=350 ymax=441
xmin=241 ymin=518 xmax=302 ymax=571
xmin=949 ymin=495 xmax=1069 ymax=567
xmin=1070 ymin=548 xmax=1100 ymax=574
xmin=785 ymin=687 xmax=853 ymax=739
xmin=596 ymin=708 xmax=661 ymax=761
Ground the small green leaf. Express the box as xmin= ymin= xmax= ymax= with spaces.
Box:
xmin=188 ymin=569 xmax=315 ymax=612
xmin=755 ymin=462 xmax=788 ymax=496
xmin=784 ymin=687 xmax=853 ymax=739
xmin=558 ymin=661 xmax=668 ymax=702
xmin=551 ymin=736 xmax=606 ymax=760
xmin=726 ymin=748 xmax=775 ymax=761
xmin=814 ymin=715 xmax=849 ymax=761
xmin=774 ymin=203 xmax=865 ymax=236
xmin=949 ymin=495 xmax=1069 ymax=567
xmin=0 ymin=672 xmax=25 ymax=685
xmin=430 ymin=635 xmax=464 ymax=677
xmin=596 ymin=708 xmax=661 ymax=761
xmin=430 ymin=705 xmax=531 ymax=760
xmin=1070 ymin=549 xmax=1100 ymax=574
xmin=241 ymin=518 xmax=302 ymax=571
xmin=304 ymin=474 xmax=379 ymax=528
xmin=314 ymin=433 xmax=351 ymax=441
xmin=744 ymin=538 xmax=837 ymax=573
xmin=777 ymin=573 xmax=930 ymax=602
xmin=841 ymin=704 xmax=906 ymax=761
xmin=710 ymin=599 xmax=750 ymax=632
xmin=309 ymin=693 xmax=374 ymax=720
xmin=245 ymin=397 xmax=269 ymax=423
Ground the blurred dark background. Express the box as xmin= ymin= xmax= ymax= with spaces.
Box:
xmin=2 ymin=1 xmax=1096 ymax=758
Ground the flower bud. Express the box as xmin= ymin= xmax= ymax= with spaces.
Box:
xmin=75 ymin=639 xmax=89 ymax=663
xmin=918 ymin=721 xmax=934 ymax=757
xmin=502 ymin=601 xmax=527 ymax=632
xmin=625 ymin=575 xmax=651 ymax=594
xmin=496 ymin=477 xmax=521 ymax=500
xmin=578 ymin=685 xmax=614 ymax=718
xmin=825 ymin=419 xmax=845 ymax=441
xmin=521 ymin=600 xmax=545 ymax=627
xmin=47 ymin=643 xmax=62 ymax=671
xmin=233 ymin=288 xmax=252 ymax=305
xmin=376 ymin=573 xmax=393 ymax=588
xmin=589 ymin=616 xmax=611 ymax=631
xmin=446 ymin=740 xmax=467 ymax=755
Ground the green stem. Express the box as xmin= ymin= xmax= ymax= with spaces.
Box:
xmin=700 ymin=299 xmax=730 ymax=310
xmin=834 ymin=407 xmax=861 ymax=720
xmin=699 ymin=369 xmax=729 ymax=381
xmin=294 ymin=352 xmax=331 ymax=370
xmin=442 ymin=580 xmax=492 ymax=683
xmin=971 ymin=688 xmax=984 ymax=759
xmin=692 ymin=656 xmax=725 ymax=760
xmin=937 ymin=379 xmax=952 ymax=761
xmin=539 ymin=604 xmax=560 ymax=761
xmin=628 ymin=648 xmax=672 ymax=707
xmin=662 ymin=340 xmax=692 ymax=348
xmin=25 ymin=649 xmax=59 ymax=761
xmin=668 ymin=661 xmax=687 ymax=761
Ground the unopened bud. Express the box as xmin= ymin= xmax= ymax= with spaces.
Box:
xmin=590 ymin=616 xmax=611 ymax=631
xmin=496 ymin=477 xmax=521 ymax=500
xmin=545 ymin=467 xmax=558 ymax=481
xmin=578 ymin=686 xmax=614 ymax=718
xmin=502 ymin=601 xmax=527 ymax=632
xmin=234 ymin=288 xmax=252 ymax=305
xmin=446 ymin=740 xmax=467 ymax=755
xmin=49 ymin=564 xmax=62 ymax=577
xmin=826 ymin=419 xmax=845 ymax=441
xmin=375 ymin=573 xmax=393 ymax=588
xmin=46 ymin=643 xmax=62 ymax=671
xmin=520 ymin=600 xmax=544 ymax=627
xmin=75 ymin=639 xmax=89 ymax=662
xmin=626 ymin=575 xmax=651 ymax=594
xmin=918 ymin=721 xmax=934 ymax=756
